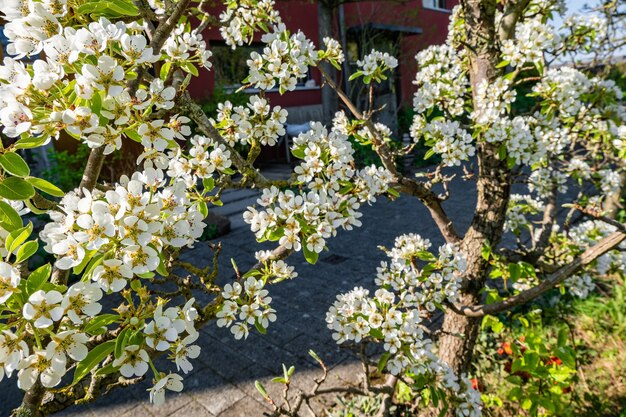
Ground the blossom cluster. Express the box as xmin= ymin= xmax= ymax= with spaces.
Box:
xmin=504 ymin=194 xmax=546 ymax=235
xmin=354 ymin=50 xmax=398 ymax=83
xmin=163 ymin=24 xmax=213 ymax=70
xmin=501 ymin=18 xmax=560 ymax=67
xmin=533 ymin=67 xmax=593 ymax=117
xmin=561 ymin=14 xmax=608 ymax=53
xmin=244 ymin=119 xmax=392 ymax=258
xmin=418 ymin=119 xmax=475 ymax=166
xmin=165 ymin=134 xmax=234 ymax=187
xmin=412 ymin=45 xmax=468 ymax=116
xmin=216 ymin=277 xmax=277 ymax=339
xmin=528 ymin=168 xmax=568 ymax=198
xmin=325 ymin=234 xmax=479 ymax=417
xmin=471 ymin=78 xmax=516 ymax=125
xmin=0 ymin=9 xmax=210 ymax=157
xmin=220 ymin=0 xmax=282 ymax=48
xmin=247 ymin=25 xmax=316 ymax=92
xmin=214 ymin=95 xmax=287 ymax=146
xmin=40 ymin=173 xmax=206 ymax=275
xmin=567 ymin=220 xmax=626 ymax=276
xmin=563 ymin=273 xmax=595 ymax=299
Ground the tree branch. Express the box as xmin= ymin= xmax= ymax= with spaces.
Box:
xmin=317 ymin=66 xmax=461 ymax=243
xmin=450 ymin=228 xmax=626 ymax=317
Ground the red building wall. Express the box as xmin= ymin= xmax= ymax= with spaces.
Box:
xmin=188 ymin=0 xmax=457 ymax=107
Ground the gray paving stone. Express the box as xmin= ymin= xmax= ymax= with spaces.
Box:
xmin=168 ymin=400 xmax=215 ymax=417
xmin=218 ymin=395 xmax=271 ymax=417
xmin=192 ymin=384 xmax=246 ymax=416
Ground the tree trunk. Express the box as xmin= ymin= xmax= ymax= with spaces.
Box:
xmin=318 ymin=1 xmax=339 ymax=126
xmin=604 ymin=171 xmax=625 ymax=218
xmin=436 ymin=0 xmax=510 ymax=375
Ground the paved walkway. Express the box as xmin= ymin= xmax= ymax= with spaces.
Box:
xmin=0 ymin=166 xmax=477 ymax=417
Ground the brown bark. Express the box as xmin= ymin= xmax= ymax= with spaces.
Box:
xmin=604 ymin=171 xmax=625 ymax=218
xmin=11 ymin=382 xmax=45 ymax=417
xmin=436 ymin=0 xmax=510 ymax=375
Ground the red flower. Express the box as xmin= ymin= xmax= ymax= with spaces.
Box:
xmin=470 ymin=378 xmax=479 ymax=391
xmin=545 ymin=356 xmax=563 ymax=366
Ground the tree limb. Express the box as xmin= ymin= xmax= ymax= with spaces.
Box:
xmin=450 ymin=229 xmax=626 ymax=317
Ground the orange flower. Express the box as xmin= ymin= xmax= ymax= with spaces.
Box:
xmin=498 ymin=341 xmax=513 ymax=355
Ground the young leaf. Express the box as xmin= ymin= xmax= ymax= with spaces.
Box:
xmin=83 ymin=314 xmax=120 ymax=335
xmin=6 ymin=222 xmax=33 ymax=254
xmin=302 ymin=244 xmax=319 ymax=265
xmin=255 ymin=380 xmax=269 ymax=399
xmin=72 ymin=340 xmax=116 ymax=386
xmin=13 ymin=136 xmax=49 ymax=150
xmin=15 ymin=240 xmax=38 ymax=264
xmin=25 ymin=263 xmax=52 ymax=298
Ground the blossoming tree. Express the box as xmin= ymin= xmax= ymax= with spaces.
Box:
xmin=0 ymin=0 xmax=624 ymax=416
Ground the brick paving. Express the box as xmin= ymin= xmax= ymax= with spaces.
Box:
xmin=0 ymin=166 xmax=477 ymax=417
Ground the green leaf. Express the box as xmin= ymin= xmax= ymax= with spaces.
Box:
xmin=254 ymin=319 xmax=267 ymax=335
xmin=202 ymin=177 xmax=215 ymax=191
xmin=377 ymin=352 xmax=390 ymax=373
xmin=90 ymin=91 xmax=102 ymax=114
xmin=156 ymin=251 xmax=168 ymax=276
xmin=348 ymin=71 xmax=363 ymax=81
xmin=508 ymin=263 xmax=521 ymax=282
xmin=25 ymin=264 xmax=52 ymax=298
xmin=302 ymin=244 xmax=319 ymax=265
xmin=255 ymin=380 xmax=269 ymax=399
xmin=198 ymin=201 xmax=208 ymax=218
xmin=16 ymin=240 xmax=38 ymax=264
xmin=13 ymin=136 xmax=49 ymax=150
xmin=95 ymin=363 xmax=118 ymax=376
xmin=81 ymin=252 xmax=106 ymax=282
xmin=83 ymin=314 xmax=120 ymax=335
xmin=73 ymin=249 xmax=96 ymax=275
xmin=72 ymin=340 xmax=115 ymax=386
xmin=124 ymin=128 xmax=142 ymax=143
xmin=26 ymin=177 xmax=65 ymax=197
xmin=549 ymin=366 xmax=573 ymax=382
xmin=0 ymin=177 xmax=35 ymax=200
xmin=160 ymin=61 xmax=172 ymax=80
xmin=6 ymin=222 xmax=33 ymax=254
xmin=183 ymin=62 xmax=199 ymax=77
xmin=496 ymin=60 xmax=510 ymax=68
xmin=481 ymin=242 xmax=491 ymax=261
xmin=387 ymin=187 xmax=400 ymax=198
xmin=0 ymin=201 xmax=23 ymax=232
xmin=115 ymin=328 xmax=130 ymax=359
xmin=308 ymin=350 xmax=323 ymax=366
xmin=0 ymin=153 xmax=30 ymax=177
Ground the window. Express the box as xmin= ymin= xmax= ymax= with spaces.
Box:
xmin=211 ymin=43 xmax=315 ymax=91
xmin=422 ymin=0 xmax=448 ymax=11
